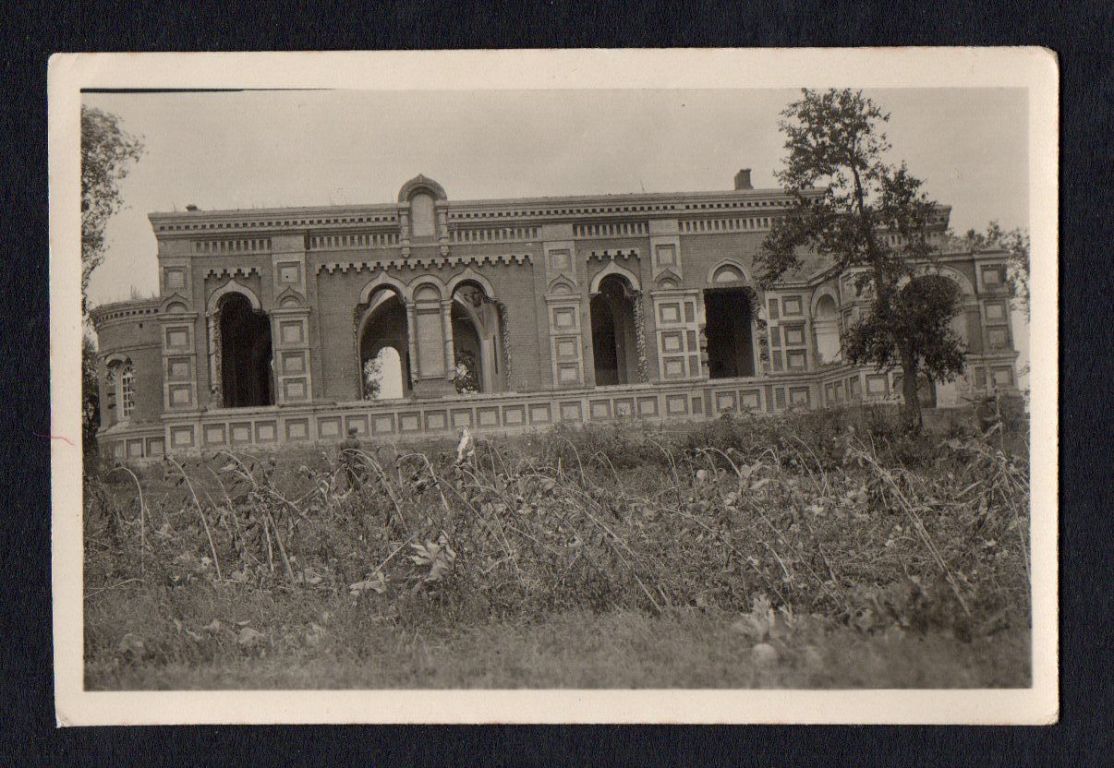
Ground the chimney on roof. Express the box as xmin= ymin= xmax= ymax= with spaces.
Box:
xmin=734 ymin=169 xmax=753 ymax=190
xmin=185 ymin=204 xmax=199 ymax=212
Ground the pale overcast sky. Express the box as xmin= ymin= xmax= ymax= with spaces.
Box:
xmin=84 ymin=87 xmax=1028 ymax=307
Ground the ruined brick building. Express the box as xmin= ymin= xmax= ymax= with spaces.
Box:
xmin=90 ymin=171 xmax=1019 ymax=460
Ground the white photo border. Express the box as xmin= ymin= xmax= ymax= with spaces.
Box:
xmin=49 ymin=48 xmax=1059 ymax=726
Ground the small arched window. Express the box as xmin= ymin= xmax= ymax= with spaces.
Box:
xmin=106 ymin=359 xmax=136 ymax=422
xmin=120 ymin=363 xmax=135 ymax=419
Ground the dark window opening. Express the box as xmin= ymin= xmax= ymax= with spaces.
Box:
xmin=704 ymin=288 xmax=755 ymax=379
xmin=360 ymin=290 xmax=411 ymax=399
xmin=590 ymin=275 xmax=639 ymax=386
xmin=220 ymin=294 xmax=274 ymax=407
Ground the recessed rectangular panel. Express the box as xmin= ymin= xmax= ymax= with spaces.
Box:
xmin=666 ymin=395 xmax=688 ymax=415
xmin=399 ymin=412 xmax=421 ymax=432
xmin=655 ymin=244 xmax=676 ymax=266
xmin=715 ymin=391 xmax=738 ymax=412
xmin=286 ymin=419 xmax=309 ymax=440
xmin=555 ymin=337 xmax=578 ymax=359
xmin=284 ymin=378 xmax=307 ymax=401
xmin=280 ymin=320 xmax=304 ymax=345
xmin=170 ymin=426 xmax=194 ymax=447
xmin=740 ymin=390 xmax=760 ymax=410
xmin=425 ymin=411 xmax=448 ymax=431
xmin=204 ymin=424 xmax=226 ymax=445
xmin=166 ymin=328 xmax=189 ymax=349
xmin=415 ymin=312 xmax=445 ymax=376
xmin=477 ymin=408 xmax=499 ymax=427
xmin=127 ymin=440 xmax=144 ymax=458
xmin=637 ymin=396 xmax=658 ymax=417
xmin=613 ymin=398 xmax=634 ymax=418
xmin=256 ymin=421 xmax=277 ymax=442
xmin=775 ymin=388 xmax=787 ymax=410
xmin=169 ymin=385 xmax=192 ymax=406
xmin=787 ymin=350 xmax=807 ymax=370
xmin=529 ymin=404 xmax=551 ymax=424
xmin=866 ymin=374 xmax=887 ymax=395
xmin=663 ymin=357 xmax=685 ymax=378
xmin=278 ymin=263 xmax=300 ymax=284
xmin=168 ymin=358 xmax=191 ymax=380
xmin=549 ymin=248 xmax=571 ymax=272
xmin=146 ymin=438 xmax=164 ymax=456
xmin=981 ymin=265 xmax=1004 ymax=285
xmin=451 ymin=409 xmax=473 ymax=428
xmin=230 ymin=423 xmax=252 ymax=444
xmin=372 ymin=414 xmax=395 ymax=434
xmin=165 ymin=268 xmax=186 ymax=289
xmin=318 ymin=417 xmax=341 ymax=438
xmin=590 ymin=400 xmax=611 ymax=419
xmin=557 ymin=363 xmax=580 ymax=384
xmin=984 ymin=301 xmax=1007 ymax=321
xmin=658 ymin=303 xmax=681 ymax=323
xmin=282 ymin=352 xmax=305 ymax=374
xmin=992 ymin=367 xmax=1014 ymax=386
xmin=834 ymin=382 xmax=844 ymax=402
xmin=784 ymin=326 xmax=805 ymax=346
xmin=503 ymin=405 xmax=525 ymax=425
xmin=988 ymin=328 xmax=1009 ymax=349
xmin=344 ymin=416 xmax=368 ymax=436
xmin=559 ymin=401 xmax=582 ymax=422
xmin=661 ymin=332 xmax=683 ymax=353
xmin=553 ymin=307 xmax=577 ymax=330
xmin=789 ymin=387 xmax=810 ymax=406
xmin=849 ymin=377 xmax=862 ymax=398
xmin=783 ymin=296 xmax=803 ymax=315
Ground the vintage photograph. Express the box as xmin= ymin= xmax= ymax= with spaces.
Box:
xmin=51 ymin=50 xmax=1057 ymax=724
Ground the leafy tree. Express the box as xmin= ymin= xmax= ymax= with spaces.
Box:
xmin=757 ymin=89 xmax=966 ymax=430
xmin=82 ymin=333 xmax=101 ymax=463
xmin=82 ymin=106 xmax=144 ymax=315
xmin=363 ymin=355 xmax=383 ymax=400
xmin=954 ymin=222 xmax=1030 ymax=318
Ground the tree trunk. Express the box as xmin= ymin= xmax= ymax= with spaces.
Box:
xmin=900 ymin=351 xmax=922 ymax=432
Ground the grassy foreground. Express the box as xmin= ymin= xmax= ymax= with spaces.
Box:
xmin=84 ymin=405 xmax=1031 ymax=689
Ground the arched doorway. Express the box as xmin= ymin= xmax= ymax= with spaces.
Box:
xmin=813 ymin=293 xmax=841 ymax=364
xmin=217 ymin=293 xmax=274 ymax=408
xmin=451 ymin=281 xmax=504 ymax=394
xmin=590 ymin=274 xmax=639 ymax=386
xmin=703 ymin=265 xmax=756 ymax=379
xmin=359 ymin=288 xmax=411 ymax=399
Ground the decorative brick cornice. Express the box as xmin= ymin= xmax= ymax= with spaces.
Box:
xmin=203 ymin=265 xmax=262 ymax=279
xmin=315 ymin=252 xmax=533 ymax=275
xmin=89 ymin=299 xmax=161 ymax=329
xmin=586 ymin=248 xmax=640 ymax=262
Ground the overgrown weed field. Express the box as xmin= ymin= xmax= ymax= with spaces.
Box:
xmin=84 ymin=406 xmax=1031 ymax=689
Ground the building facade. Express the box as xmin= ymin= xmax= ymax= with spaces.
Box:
xmin=90 ymin=172 xmax=1019 ymax=460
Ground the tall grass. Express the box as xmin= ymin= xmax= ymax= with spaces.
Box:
xmin=84 ymin=407 xmax=1030 ymax=686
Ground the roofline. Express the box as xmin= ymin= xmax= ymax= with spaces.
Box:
xmin=147 ymin=185 xmax=824 ymax=224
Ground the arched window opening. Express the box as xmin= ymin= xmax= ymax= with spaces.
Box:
xmin=590 ymin=274 xmax=639 ymax=386
xmin=363 ymin=346 xmax=406 ymax=400
xmin=704 ymin=287 xmax=756 ymax=379
xmin=120 ymin=362 xmax=135 ymax=418
xmin=360 ymin=288 xmax=411 ymax=399
xmin=104 ymin=358 xmax=135 ymax=423
xmin=219 ymin=293 xmax=274 ymax=408
xmin=813 ymin=294 xmax=842 ymax=364
xmin=450 ymin=281 xmax=505 ymax=394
